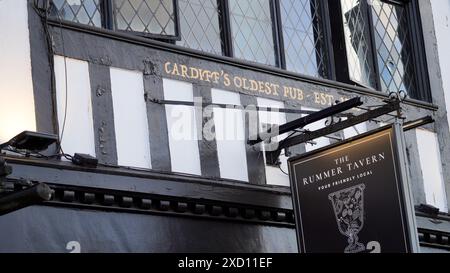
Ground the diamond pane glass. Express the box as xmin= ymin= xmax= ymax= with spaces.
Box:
xmin=280 ymin=0 xmax=327 ymax=78
xmin=341 ymin=0 xmax=377 ymax=88
xmin=229 ymin=0 xmax=276 ymax=66
xmin=176 ymin=0 xmax=222 ymax=55
xmin=113 ymin=0 xmax=176 ymax=36
xmin=50 ymin=0 xmax=102 ymax=27
xmin=371 ymin=0 xmax=416 ymax=95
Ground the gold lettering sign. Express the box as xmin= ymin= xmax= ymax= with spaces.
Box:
xmin=164 ymin=62 xmax=347 ymax=106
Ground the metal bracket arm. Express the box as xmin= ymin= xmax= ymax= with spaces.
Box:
xmin=265 ymin=101 xmax=401 ymax=165
xmin=248 ymin=97 xmax=363 ymax=146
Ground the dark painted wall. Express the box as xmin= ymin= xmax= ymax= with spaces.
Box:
xmin=0 ymin=206 xmax=297 ymax=253
xmin=0 ymin=158 xmax=296 ymax=253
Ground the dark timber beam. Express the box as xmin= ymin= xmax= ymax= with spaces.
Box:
xmin=149 ymin=99 xmax=355 ymax=117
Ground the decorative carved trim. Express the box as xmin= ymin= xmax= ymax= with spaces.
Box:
xmin=98 ymin=120 xmax=108 ymax=156
xmin=88 ymin=55 xmax=112 ymax=66
xmin=14 ymin=182 xmax=296 ymax=227
xmin=418 ymin=228 xmax=450 ymax=251
xmin=143 ymin=58 xmax=157 ymax=76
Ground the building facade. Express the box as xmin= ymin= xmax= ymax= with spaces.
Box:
xmin=0 ymin=0 xmax=449 ymax=252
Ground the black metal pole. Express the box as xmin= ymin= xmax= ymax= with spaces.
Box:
xmin=265 ymin=101 xmax=401 ymax=165
xmin=248 ymin=97 xmax=363 ymax=146
xmin=0 ymin=183 xmax=53 ymax=216
xmin=278 ymin=101 xmax=400 ymax=150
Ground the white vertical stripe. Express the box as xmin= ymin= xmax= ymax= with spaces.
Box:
xmin=212 ymin=89 xmax=249 ymax=182
xmin=110 ymin=67 xmax=151 ymax=169
xmin=431 ymin=0 xmax=450 ymax=136
xmin=54 ymin=56 xmax=96 ymax=157
xmin=416 ymin=129 xmax=448 ymax=212
xmin=302 ymin=107 xmax=330 ymax=152
xmin=257 ymin=98 xmax=290 ymax=186
xmin=164 ymin=79 xmax=201 ymax=175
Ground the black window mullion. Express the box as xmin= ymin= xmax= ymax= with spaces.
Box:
xmin=173 ymin=0 xmax=181 ymax=40
xmin=272 ymin=0 xmax=285 ymax=69
xmin=101 ymin=0 xmax=114 ymax=30
xmin=311 ymin=0 xmax=330 ymax=79
xmin=319 ymin=0 xmax=336 ymax=80
xmin=364 ymin=0 xmax=383 ymax=91
xmin=328 ymin=0 xmax=352 ymax=84
xmin=405 ymin=0 xmax=431 ymax=102
xmin=218 ymin=0 xmax=234 ymax=58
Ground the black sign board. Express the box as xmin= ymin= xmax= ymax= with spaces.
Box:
xmin=288 ymin=124 xmax=418 ymax=253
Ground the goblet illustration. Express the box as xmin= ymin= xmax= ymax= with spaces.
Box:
xmin=328 ymin=184 xmax=366 ymax=253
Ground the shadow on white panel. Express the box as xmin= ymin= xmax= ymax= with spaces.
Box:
xmin=111 ymin=67 xmax=151 ymax=169
xmin=164 ymin=79 xmax=201 ymax=176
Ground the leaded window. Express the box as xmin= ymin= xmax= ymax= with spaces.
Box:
xmin=177 ymin=0 xmax=222 ymax=55
xmin=229 ymin=0 xmax=276 ymax=66
xmin=339 ymin=0 xmax=418 ymax=96
xmin=50 ymin=0 xmax=103 ymax=27
xmin=112 ymin=0 xmax=178 ymax=38
xmin=371 ymin=0 xmax=416 ymax=95
xmin=280 ymin=0 xmax=328 ymax=78
xmin=47 ymin=0 xmax=430 ymax=102
xmin=340 ymin=0 xmax=377 ymax=88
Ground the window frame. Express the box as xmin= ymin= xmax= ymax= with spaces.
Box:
xmin=332 ymin=0 xmax=379 ymax=89
xmin=49 ymin=0 xmax=338 ymax=79
xmin=223 ymin=0 xmax=280 ymax=67
xmin=274 ymin=0 xmax=335 ymax=78
xmin=101 ymin=0 xmax=181 ymax=41
xmin=405 ymin=0 xmax=432 ymax=102
xmin=329 ymin=0 xmax=431 ymax=102
xmin=220 ymin=0 xmax=333 ymax=76
xmin=49 ymin=0 xmax=431 ymax=102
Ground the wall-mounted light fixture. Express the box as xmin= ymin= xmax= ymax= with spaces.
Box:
xmin=0 ymin=131 xmax=58 ymax=152
xmin=416 ymin=204 xmax=440 ymax=217
xmin=72 ymin=153 xmax=98 ymax=168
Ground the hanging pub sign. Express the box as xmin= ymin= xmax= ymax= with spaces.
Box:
xmin=288 ymin=124 xmax=419 ymax=253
